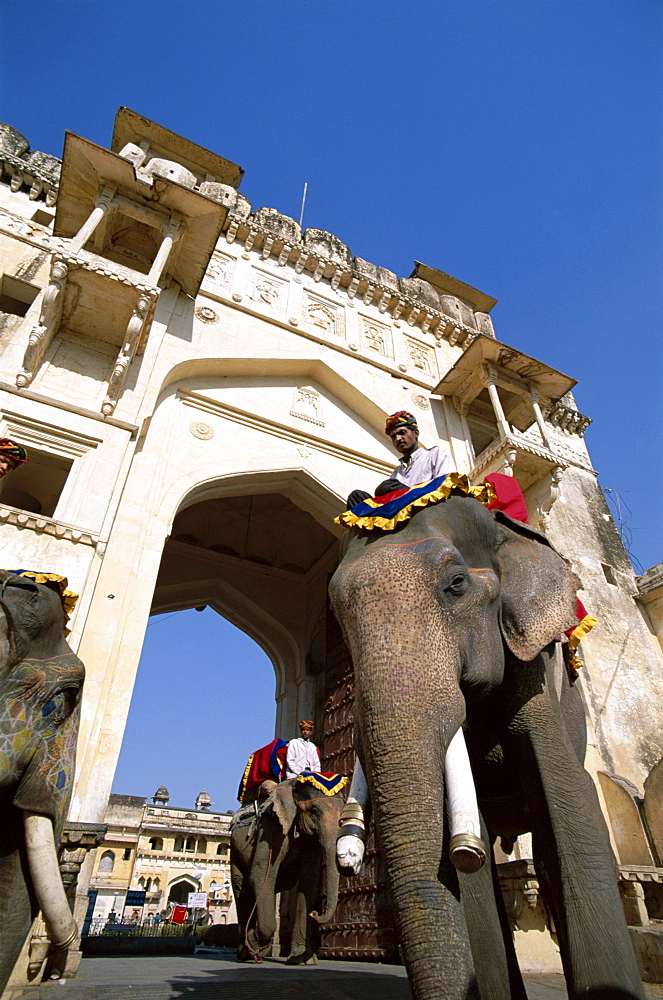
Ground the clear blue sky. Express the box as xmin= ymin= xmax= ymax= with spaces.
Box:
xmin=2 ymin=1 xmax=661 ymax=809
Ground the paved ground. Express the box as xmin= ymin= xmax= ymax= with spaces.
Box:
xmin=11 ymin=954 xmax=663 ymax=999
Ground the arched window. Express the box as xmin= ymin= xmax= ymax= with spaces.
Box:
xmin=216 ymin=843 xmax=228 ymax=857
xmin=197 ymin=837 xmax=207 ymax=854
xmin=145 ymin=878 xmax=152 ymax=891
xmin=174 ymin=836 xmax=184 ymax=852
xmin=149 ymin=837 xmax=163 ymax=851
xmin=185 ymin=836 xmax=195 ymax=853
xmin=153 ymin=877 xmax=160 ymax=889
xmin=98 ymin=850 xmax=115 ymax=873
xmin=138 ymin=876 xmax=145 ymax=888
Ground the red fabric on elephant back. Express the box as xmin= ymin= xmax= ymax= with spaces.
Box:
xmin=237 ymin=738 xmax=289 ymax=803
xmin=484 ymin=473 xmax=530 ymax=524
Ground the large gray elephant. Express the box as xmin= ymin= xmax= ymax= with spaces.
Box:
xmin=231 ymin=777 xmax=344 ymax=965
xmin=0 ymin=569 xmax=84 ymax=993
xmin=329 ymin=494 xmax=644 ymax=1000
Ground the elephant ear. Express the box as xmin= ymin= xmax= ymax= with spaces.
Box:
xmin=267 ymin=780 xmax=297 ymax=835
xmin=494 ymin=511 xmax=580 ymax=662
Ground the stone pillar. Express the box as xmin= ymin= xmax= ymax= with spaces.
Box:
xmin=147 ymin=218 xmax=182 ymax=285
xmin=529 ymin=389 xmax=553 ymax=449
xmin=484 ymin=378 xmax=511 ymax=439
xmin=69 ymin=187 xmax=115 ymax=253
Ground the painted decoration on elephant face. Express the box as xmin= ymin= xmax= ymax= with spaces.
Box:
xmin=0 ymin=569 xmax=85 ymax=994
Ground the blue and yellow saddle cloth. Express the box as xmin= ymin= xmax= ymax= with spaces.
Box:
xmin=334 ymin=473 xmax=496 ymax=532
xmin=296 ymin=772 xmax=349 ymax=795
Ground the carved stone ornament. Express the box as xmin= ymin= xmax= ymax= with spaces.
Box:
xmin=411 ymin=393 xmax=430 ymax=410
xmin=189 ymin=421 xmax=215 ymax=440
xmin=195 ymin=306 xmax=219 ymax=324
xmin=290 ymin=386 xmax=324 ymax=427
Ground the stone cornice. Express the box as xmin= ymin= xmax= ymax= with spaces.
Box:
xmin=53 ymin=248 xmax=159 ymax=294
xmin=0 ymin=503 xmax=99 ymax=546
xmin=223 ymin=216 xmax=481 ymax=349
xmin=0 ymin=381 xmax=139 ymax=434
xmin=0 ymin=150 xmax=60 ymax=206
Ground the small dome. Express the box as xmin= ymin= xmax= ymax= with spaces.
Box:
xmin=195 ymin=789 xmax=212 ymax=811
xmin=152 ymin=785 xmax=170 ymax=804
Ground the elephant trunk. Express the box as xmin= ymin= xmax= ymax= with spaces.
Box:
xmin=23 ymin=812 xmax=77 ymax=951
xmin=310 ymin=819 xmax=341 ymax=924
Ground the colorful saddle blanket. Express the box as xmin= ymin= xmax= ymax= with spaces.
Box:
xmin=238 ymin=742 xmax=349 ymax=803
xmin=238 ymin=738 xmax=288 ymax=803
xmin=296 ymin=772 xmax=348 ymax=795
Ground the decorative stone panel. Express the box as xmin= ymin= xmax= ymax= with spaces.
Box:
xmin=290 ymin=386 xmax=324 ymax=427
xmin=360 ymin=316 xmax=393 ymax=358
xmin=204 ymin=252 xmax=236 ymax=292
xmin=404 ymin=335 xmax=437 ymax=379
xmin=303 ymin=292 xmax=345 ymax=339
xmin=247 ymin=268 xmax=289 ymax=314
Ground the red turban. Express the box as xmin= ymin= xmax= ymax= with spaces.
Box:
xmin=298 ymin=720 xmax=314 ymax=729
xmin=0 ymin=438 xmax=27 ymax=464
xmin=385 ymin=411 xmax=418 ymax=436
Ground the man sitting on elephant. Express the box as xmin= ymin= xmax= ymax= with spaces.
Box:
xmin=285 ymin=720 xmax=321 ymax=779
xmin=0 ymin=437 xmax=28 ymax=480
xmin=347 ymin=410 xmax=454 ymax=509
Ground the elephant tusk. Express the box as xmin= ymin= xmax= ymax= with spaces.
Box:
xmin=445 ymin=727 xmax=487 ymax=874
xmin=23 ymin=812 xmax=78 ymax=951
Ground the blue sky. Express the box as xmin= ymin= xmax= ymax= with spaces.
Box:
xmin=2 ymin=1 xmax=661 ymax=809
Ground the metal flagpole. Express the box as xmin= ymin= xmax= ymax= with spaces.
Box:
xmin=299 ymin=182 xmax=308 ymax=229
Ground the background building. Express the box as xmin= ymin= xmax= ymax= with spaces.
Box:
xmin=89 ymin=787 xmax=234 ymax=926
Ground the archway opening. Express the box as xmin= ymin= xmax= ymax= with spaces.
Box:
xmin=168 ymin=878 xmax=199 ymax=906
xmin=113 ymin=483 xmax=339 ymax=808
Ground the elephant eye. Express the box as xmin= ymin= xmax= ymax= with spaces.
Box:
xmin=42 ymin=686 xmax=78 ymax=723
xmin=447 ymin=574 xmax=468 ymax=596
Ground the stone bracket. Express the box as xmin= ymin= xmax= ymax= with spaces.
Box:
xmin=16 ymin=259 xmax=68 ymax=389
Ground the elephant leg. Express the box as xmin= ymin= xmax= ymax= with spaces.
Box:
xmin=512 ymin=652 xmax=644 ymax=1000
xmin=0 ymin=848 xmax=35 ymax=995
xmin=459 ymin=814 xmax=527 ymax=1000
xmin=249 ymin=866 xmax=280 ymax=959
xmin=287 ymin=855 xmax=321 ymax=965
xmin=233 ymin=871 xmax=256 ymax=963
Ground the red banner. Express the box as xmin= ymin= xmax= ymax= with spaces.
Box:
xmin=171 ymin=905 xmax=187 ymax=925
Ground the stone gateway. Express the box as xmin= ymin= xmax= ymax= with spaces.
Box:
xmin=0 ymin=109 xmax=661 ymax=989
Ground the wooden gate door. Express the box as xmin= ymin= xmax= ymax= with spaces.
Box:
xmin=318 ymin=601 xmax=399 ymax=961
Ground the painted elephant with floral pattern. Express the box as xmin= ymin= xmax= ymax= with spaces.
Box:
xmin=0 ymin=569 xmax=84 ymax=992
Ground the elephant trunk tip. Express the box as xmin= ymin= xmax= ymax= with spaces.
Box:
xmin=309 ymin=909 xmax=331 ymax=925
